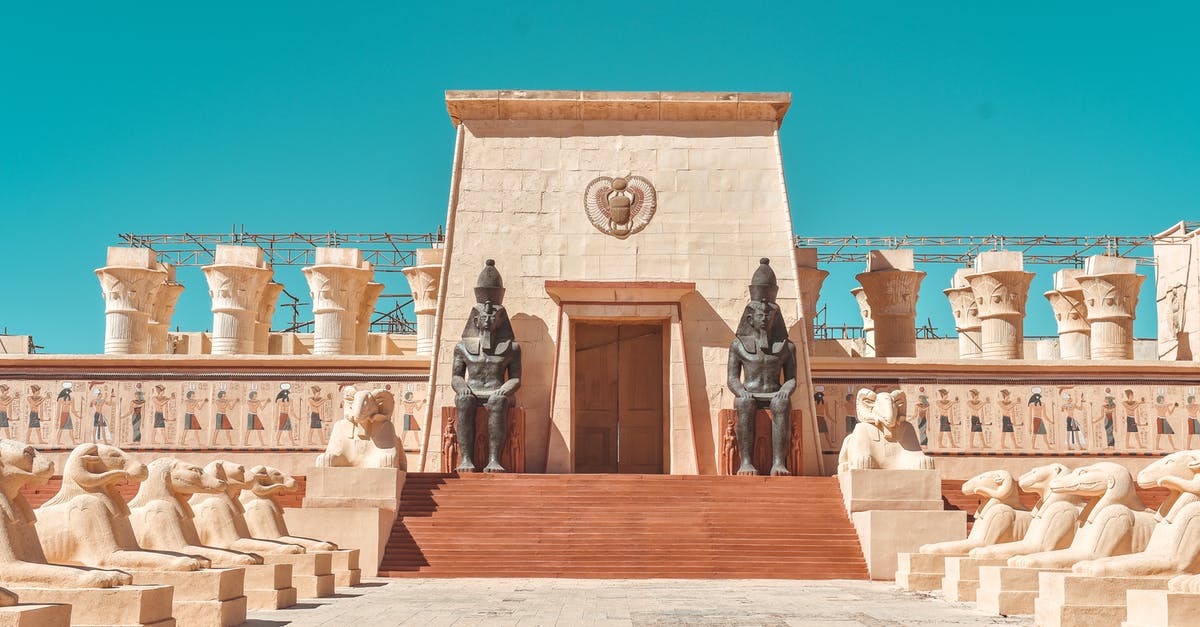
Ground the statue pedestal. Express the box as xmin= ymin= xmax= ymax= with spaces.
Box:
xmin=1035 ymin=572 xmax=1171 ymax=627
xmin=941 ymin=556 xmax=1007 ymax=602
xmin=439 ymin=406 xmax=526 ymax=473
xmin=716 ymin=409 xmax=804 ymax=476
xmin=314 ymin=549 xmax=361 ymax=587
xmin=895 ymin=553 xmax=948 ymax=591
xmin=130 ymin=568 xmax=246 ymax=627
xmin=0 ymin=599 xmax=70 ymax=627
xmin=8 ymin=584 xmax=173 ymax=627
xmin=1124 ymin=589 xmax=1200 ymax=627
xmin=262 ymin=553 xmax=334 ymax=599
xmin=840 ymin=469 xmax=964 ymax=580
xmin=977 ymin=566 xmax=1068 ymax=616
xmin=243 ymin=564 xmax=296 ymax=610
xmin=286 ymin=466 xmax=404 ymax=578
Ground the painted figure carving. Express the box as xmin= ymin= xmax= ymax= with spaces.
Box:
xmin=315 ymin=386 xmax=401 ymax=469
xmin=240 ymin=466 xmax=336 ymax=551
xmin=969 ymin=464 xmax=1086 ymax=560
xmin=128 ymin=457 xmax=262 ymax=566
xmin=1072 ymin=451 xmax=1200 ymax=577
xmin=1008 ymin=462 xmax=1155 ymax=568
xmin=918 ymin=469 xmax=1031 ymax=555
xmin=727 ymin=258 xmax=797 ymax=476
xmin=0 ymin=439 xmax=132 ymax=588
xmin=837 ymin=389 xmax=934 ymax=472
xmin=189 ymin=460 xmax=304 ymax=555
xmin=36 ymin=443 xmax=207 ymax=571
xmin=451 ymin=260 xmax=522 ymax=473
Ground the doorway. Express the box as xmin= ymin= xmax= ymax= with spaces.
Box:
xmin=573 ymin=322 xmax=666 ymax=474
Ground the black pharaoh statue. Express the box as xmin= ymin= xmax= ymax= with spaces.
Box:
xmin=727 ymin=258 xmax=797 ymax=476
xmin=451 ymin=259 xmax=522 ymax=472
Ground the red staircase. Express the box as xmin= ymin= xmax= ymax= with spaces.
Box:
xmin=380 ymin=473 xmax=868 ymax=579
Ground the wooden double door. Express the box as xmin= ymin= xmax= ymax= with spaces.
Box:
xmin=573 ymin=323 xmax=665 ymax=474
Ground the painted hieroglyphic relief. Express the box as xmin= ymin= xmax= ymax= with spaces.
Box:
xmin=0 ymin=378 xmax=428 ymax=451
xmin=814 ymin=381 xmax=1200 ymax=457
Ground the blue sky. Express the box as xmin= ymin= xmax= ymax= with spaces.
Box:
xmin=1 ymin=3 xmax=1197 ymax=353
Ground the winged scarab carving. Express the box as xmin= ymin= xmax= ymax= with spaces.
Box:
xmin=584 ymin=175 xmax=656 ymax=239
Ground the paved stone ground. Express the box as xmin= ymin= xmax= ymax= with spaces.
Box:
xmin=244 ymin=579 xmax=1031 ymax=626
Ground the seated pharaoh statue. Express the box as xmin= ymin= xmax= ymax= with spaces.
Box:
xmin=127 ymin=457 xmax=262 ymax=566
xmin=452 ymin=259 xmax=521 ymax=473
xmin=240 ymin=466 xmax=335 ymax=551
xmin=0 ymin=439 xmax=131 ymax=588
xmin=917 ymin=469 xmax=1031 ymax=556
xmin=315 ymin=386 xmax=401 ymax=469
xmin=1071 ymin=450 xmax=1200 ymax=577
xmin=969 ymin=463 xmax=1086 ymax=560
xmin=36 ymin=443 xmax=207 ymax=572
xmin=1008 ymin=462 xmax=1155 ymax=569
xmin=726 ymin=258 xmax=797 ymax=476
xmin=190 ymin=460 xmax=304 ymax=555
xmin=837 ymin=389 xmax=934 ymax=472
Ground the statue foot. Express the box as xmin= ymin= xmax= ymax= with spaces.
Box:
xmin=455 ymin=459 xmax=478 ymax=473
xmin=769 ymin=464 xmax=790 ymax=477
xmin=483 ymin=460 xmax=507 ymax=473
xmin=736 ymin=463 xmax=758 ymax=476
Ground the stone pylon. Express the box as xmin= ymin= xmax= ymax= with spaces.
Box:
xmin=254 ymin=282 xmax=284 ymax=354
xmin=1077 ymin=255 xmax=1146 ymax=360
xmin=855 ymin=250 xmax=925 ymax=358
xmin=944 ymin=268 xmax=982 ymax=359
xmin=95 ymin=247 xmax=168 ymax=355
xmin=203 ymin=246 xmax=274 ymax=355
xmin=355 ymin=282 xmax=385 ymax=354
xmin=1044 ymin=269 xmax=1090 ymax=360
xmin=303 ymin=247 xmax=374 ymax=355
xmin=402 ymin=248 xmax=444 ymax=356
xmin=147 ymin=264 xmax=184 ymax=354
xmin=963 ymin=251 xmax=1035 ymax=359
xmin=850 ymin=287 xmax=876 ymax=358
xmin=794 ymin=247 xmax=828 ymax=348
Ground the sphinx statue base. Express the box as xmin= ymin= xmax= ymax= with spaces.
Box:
xmin=285 ymin=466 xmax=404 ymax=577
xmin=130 ymin=568 xmax=247 ymax=627
xmin=242 ymin=564 xmax=296 ymax=611
xmin=940 ymin=556 xmax=1008 ymax=602
xmin=261 ymin=552 xmax=334 ymax=599
xmin=8 ymin=584 xmax=173 ymax=627
xmin=0 ymin=589 xmax=70 ymax=627
xmin=1124 ymin=589 xmax=1200 ymax=627
xmin=977 ymin=565 xmax=1068 ymax=616
xmin=1034 ymin=572 xmax=1171 ymax=627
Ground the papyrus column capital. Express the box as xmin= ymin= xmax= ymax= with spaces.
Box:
xmin=854 ymin=249 xmax=924 ymax=358
xmin=794 ymin=247 xmax=828 ymax=348
xmin=303 ymin=247 xmax=374 ymax=355
xmin=95 ymin=247 xmax=168 ymax=354
xmin=944 ymin=268 xmax=981 ymax=359
xmin=963 ymin=251 xmax=1035 ymax=359
xmin=402 ymin=248 xmax=444 ymax=356
xmin=203 ymin=245 xmax=274 ymax=355
xmin=1077 ymin=255 xmax=1146 ymax=360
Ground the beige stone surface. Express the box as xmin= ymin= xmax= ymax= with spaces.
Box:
xmin=9 ymin=584 xmax=173 ymax=626
xmin=1079 ymin=254 xmax=1147 ymax=361
xmin=302 ymin=465 xmax=405 ymax=508
xmin=895 ymin=552 xmax=945 ymax=591
xmin=401 ymin=248 xmax=444 ymax=357
xmin=0 ymin=602 xmax=71 ymax=627
xmin=425 ymin=95 xmax=819 ymax=476
xmin=855 ymin=249 xmax=924 ymax=358
xmin=203 ymin=245 xmax=274 ymax=356
xmin=1046 ymin=269 xmax=1091 ymax=360
xmin=241 ymin=563 xmax=295 ymax=610
xmin=315 ymin=387 xmax=402 ymax=469
xmin=96 ymin=247 xmax=169 ymax=355
xmin=977 ymin=564 xmax=1068 ymax=616
xmin=302 ymin=247 xmax=374 ymax=356
xmin=130 ymin=568 xmax=246 ymax=627
xmin=1152 ymin=222 xmax=1199 ymax=361
xmin=941 ymin=556 xmax=1007 ymax=602
xmin=945 ymin=269 xmax=982 ymax=359
xmin=261 ymin=553 xmax=333 ymax=598
xmin=964 ymin=251 xmax=1035 ymax=360
xmin=1035 ymin=572 xmax=1170 ymax=627
xmin=284 ymin=507 xmax=391 ymax=578
xmin=850 ymin=509 xmax=966 ymax=580
xmin=838 ymin=468 xmax=943 ymax=512
xmin=1123 ymin=589 xmax=1200 ymax=627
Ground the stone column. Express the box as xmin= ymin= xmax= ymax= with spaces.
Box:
xmin=1044 ymin=269 xmax=1090 ymax=360
xmin=402 ymin=248 xmax=444 ymax=356
xmin=303 ymin=248 xmax=374 ymax=355
xmin=95 ymin=247 xmax=168 ymax=355
xmin=944 ymin=269 xmax=982 ymax=359
xmin=254 ymin=282 xmax=284 ymax=354
xmin=794 ymin=247 xmax=828 ymax=347
xmin=850 ymin=286 xmax=876 ymax=358
xmin=963 ymin=251 xmax=1035 ymax=359
xmin=203 ymin=246 xmax=274 ymax=355
xmin=355 ymin=282 xmax=385 ymax=354
xmin=147 ymin=264 xmax=184 ymax=354
xmin=1077 ymin=255 xmax=1146 ymax=360
xmin=855 ymin=250 xmax=924 ymax=358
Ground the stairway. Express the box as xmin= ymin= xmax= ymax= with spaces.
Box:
xmin=380 ymin=473 xmax=868 ymax=579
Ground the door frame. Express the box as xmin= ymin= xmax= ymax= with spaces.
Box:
xmin=569 ymin=316 xmax=671 ymax=474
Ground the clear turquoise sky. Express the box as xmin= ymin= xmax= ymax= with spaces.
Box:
xmin=2 ymin=3 xmax=1197 ymax=353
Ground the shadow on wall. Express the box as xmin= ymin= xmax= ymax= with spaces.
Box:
xmin=510 ymin=313 xmax=553 ymax=473
xmin=680 ymin=292 xmax=733 ymax=474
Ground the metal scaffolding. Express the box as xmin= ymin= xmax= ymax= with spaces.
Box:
xmin=116 ymin=228 xmax=445 ymax=334
xmin=795 ymin=227 xmax=1198 ymax=267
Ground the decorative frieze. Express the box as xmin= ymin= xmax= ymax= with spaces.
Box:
xmin=964 ymin=251 xmax=1034 ymax=360
xmin=1044 ymin=269 xmax=1090 ymax=360
xmin=1077 ymin=255 xmax=1146 ymax=360
xmin=203 ymin=246 xmax=274 ymax=355
xmin=95 ymin=247 xmax=168 ymax=355
xmin=855 ymin=250 xmax=924 ymax=358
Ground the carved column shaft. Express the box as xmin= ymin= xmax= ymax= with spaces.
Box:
xmin=203 ymin=246 xmax=274 ymax=355
xmin=355 ymin=282 xmax=385 ymax=355
xmin=965 ymin=269 xmax=1034 ymax=360
xmin=1078 ymin=271 xmax=1145 ymax=360
xmin=303 ymin=248 xmax=374 ymax=356
xmin=95 ymin=248 xmax=168 ymax=355
xmin=944 ymin=269 xmax=981 ymax=359
xmin=1044 ymin=269 xmax=1090 ymax=360
xmin=850 ymin=287 xmax=875 ymax=358
xmin=402 ymin=248 xmax=444 ymax=357
xmin=254 ymin=282 xmax=284 ymax=355
xmin=856 ymin=270 xmax=924 ymax=358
